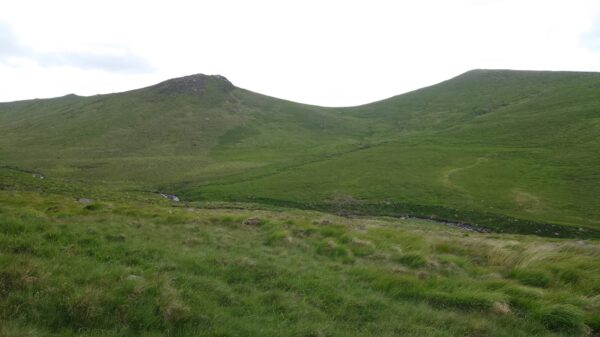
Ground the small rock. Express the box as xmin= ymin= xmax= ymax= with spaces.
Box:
xmin=159 ymin=193 xmax=180 ymax=202
xmin=319 ymin=219 xmax=333 ymax=225
xmin=126 ymin=274 xmax=142 ymax=281
xmin=243 ymin=218 xmax=261 ymax=226
xmin=78 ymin=198 xmax=93 ymax=204
xmin=491 ymin=302 xmax=511 ymax=315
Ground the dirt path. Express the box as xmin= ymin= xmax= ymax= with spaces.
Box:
xmin=0 ymin=165 xmax=45 ymax=179
xmin=441 ymin=157 xmax=488 ymax=191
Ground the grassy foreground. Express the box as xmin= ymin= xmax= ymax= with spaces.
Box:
xmin=1 ymin=170 xmax=599 ymax=336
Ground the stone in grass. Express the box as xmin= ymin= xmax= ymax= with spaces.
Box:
xmin=78 ymin=198 xmax=93 ymax=204
xmin=126 ymin=274 xmax=143 ymax=281
xmin=243 ymin=217 xmax=262 ymax=226
xmin=160 ymin=193 xmax=180 ymax=202
xmin=491 ymin=302 xmax=512 ymax=315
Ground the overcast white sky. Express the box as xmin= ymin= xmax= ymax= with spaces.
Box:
xmin=1 ymin=0 xmax=600 ymax=106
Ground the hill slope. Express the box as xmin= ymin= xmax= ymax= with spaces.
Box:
xmin=1 ymin=69 xmax=599 ymax=234
xmin=0 ymin=74 xmax=375 ymax=184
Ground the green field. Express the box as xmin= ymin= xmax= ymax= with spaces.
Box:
xmin=1 ymin=69 xmax=600 ymax=335
xmin=1 ymin=168 xmax=599 ymax=336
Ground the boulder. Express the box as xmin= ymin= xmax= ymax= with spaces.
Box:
xmin=243 ymin=218 xmax=262 ymax=226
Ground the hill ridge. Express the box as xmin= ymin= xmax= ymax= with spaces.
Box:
xmin=3 ymin=68 xmax=599 ymax=107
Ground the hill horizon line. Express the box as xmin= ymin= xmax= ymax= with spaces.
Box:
xmin=4 ymin=68 xmax=600 ymax=107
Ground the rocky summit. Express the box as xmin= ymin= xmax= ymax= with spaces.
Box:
xmin=151 ymin=73 xmax=234 ymax=95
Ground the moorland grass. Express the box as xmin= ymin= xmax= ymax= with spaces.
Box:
xmin=0 ymin=171 xmax=599 ymax=336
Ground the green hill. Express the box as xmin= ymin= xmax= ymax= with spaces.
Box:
xmin=1 ymin=70 xmax=599 ymax=235
xmin=0 ymin=74 xmax=373 ymax=185
xmin=2 ymin=70 xmax=600 ymax=336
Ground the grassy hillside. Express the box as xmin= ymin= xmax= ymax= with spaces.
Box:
xmin=0 ymin=75 xmax=374 ymax=185
xmin=196 ymin=70 xmax=600 ymax=233
xmin=1 ymin=70 xmax=599 ymax=235
xmin=1 ymin=168 xmax=599 ymax=337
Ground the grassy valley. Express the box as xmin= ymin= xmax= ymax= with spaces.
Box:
xmin=1 ymin=69 xmax=600 ymax=336
xmin=2 ymin=70 xmax=598 ymax=234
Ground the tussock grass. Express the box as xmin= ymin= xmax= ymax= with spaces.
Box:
xmin=1 ymin=173 xmax=599 ymax=336
xmin=509 ymin=269 xmax=551 ymax=288
xmin=537 ymin=304 xmax=586 ymax=333
xmin=393 ymin=253 xmax=427 ymax=268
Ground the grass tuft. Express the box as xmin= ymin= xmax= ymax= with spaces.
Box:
xmin=394 ymin=254 xmax=427 ymax=268
xmin=509 ymin=269 xmax=551 ymax=288
xmin=537 ymin=304 xmax=586 ymax=333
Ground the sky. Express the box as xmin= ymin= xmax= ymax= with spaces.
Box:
xmin=1 ymin=0 xmax=600 ymax=106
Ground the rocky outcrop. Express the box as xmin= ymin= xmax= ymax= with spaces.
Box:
xmin=152 ymin=74 xmax=234 ymax=95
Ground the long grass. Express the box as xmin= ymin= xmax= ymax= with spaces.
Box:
xmin=0 ymin=172 xmax=599 ymax=336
